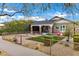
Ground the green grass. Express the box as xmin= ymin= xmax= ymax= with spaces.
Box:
xmin=29 ymin=35 xmax=64 ymax=45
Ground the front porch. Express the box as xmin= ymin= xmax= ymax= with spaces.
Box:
xmin=30 ymin=23 xmax=67 ymax=35
xmin=31 ymin=25 xmax=53 ymax=34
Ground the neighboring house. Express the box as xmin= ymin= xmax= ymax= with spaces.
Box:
xmin=0 ymin=24 xmax=5 ymax=29
xmin=30 ymin=16 xmax=74 ymax=35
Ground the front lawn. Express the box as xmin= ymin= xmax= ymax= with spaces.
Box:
xmin=29 ymin=34 xmax=64 ymax=45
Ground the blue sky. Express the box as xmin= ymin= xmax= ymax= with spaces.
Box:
xmin=0 ymin=3 xmax=79 ymax=23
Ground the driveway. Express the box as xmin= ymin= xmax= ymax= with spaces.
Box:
xmin=0 ymin=36 xmax=47 ymax=56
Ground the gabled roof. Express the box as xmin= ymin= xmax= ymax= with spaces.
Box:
xmin=50 ymin=16 xmax=74 ymax=23
xmin=32 ymin=16 xmax=74 ymax=25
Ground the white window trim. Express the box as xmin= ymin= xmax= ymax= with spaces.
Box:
xmin=59 ymin=25 xmax=66 ymax=32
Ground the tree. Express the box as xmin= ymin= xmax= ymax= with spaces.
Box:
xmin=0 ymin=3 xmax=24 ymax=17
xmin=4 ymin=19 xmax=33 ymax=33
xmin=0 ymin=3 xmax=54 ymax=17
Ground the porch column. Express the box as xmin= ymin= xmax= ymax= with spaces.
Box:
xmin=49 ymin=25 xmax=53 ymax=34
xmin=31 ymin=25 xmax=33 ymax=34
xmin=39 ymin=25 xmax=42 ymax=34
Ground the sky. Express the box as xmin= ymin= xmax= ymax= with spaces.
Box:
xmin=0 ymin=3 xmax=79 ymax=23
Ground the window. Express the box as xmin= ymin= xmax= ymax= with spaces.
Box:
xmin=63 ymin=25 xmax=65 ymax=28
xmin=60 ymin=25 xmax=66 ymax=32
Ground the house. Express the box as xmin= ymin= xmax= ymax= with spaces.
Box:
xmin=30 ymin=16 xmax=74 ymax=35
xmin=0 ymin=24 xmax=5 ymax=29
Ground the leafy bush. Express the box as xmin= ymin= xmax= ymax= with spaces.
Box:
xmin=0 ymin=29 xmax=7 ymax=35
xmin=52 ymin=39 xmax=58 ymax=44
xmin=3 ymin=20 xmax=33 ymax=34
xmin=74 ymin=38 xmax=79 ymax=42
xmin=73 ymin=35 xmax=79 ymax=42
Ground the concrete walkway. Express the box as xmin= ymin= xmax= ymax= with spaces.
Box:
xmin=51 ymin=37 xmax=74 ymax=56
xmin=0 ymin=36 xmax=47 ymax=56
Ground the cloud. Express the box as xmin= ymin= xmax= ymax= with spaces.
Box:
xmin=0 ymin=16 xmax=12 ymax=22
xmin=53 ymin=12 xmax=79 ymax=17
xmin=0 ymin=15 xmax=25 ymax=21
xmin=4 ymin=8 xmax=16 ymax=13
xmin=75 ymin=13 xmax=79 ymax=16
xmin=17 ymin=15 xmax=25 ymax=19
xmin=8 ymin=15 xmax=25 ymax=20
xmin=53 ymin=12 xmax=67 ymax=17
xmin=0 ymin=16 xmax=7 ymax=19
xmin=25 ymin=16 xmax=45 ymax=21
xmin=43 ymin=12 xmax=68 ymax=19
xmin=0 ymin=8 xmax=16 ymax=13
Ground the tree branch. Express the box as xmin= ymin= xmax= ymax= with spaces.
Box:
xmin=0 ymin=10 xmax=24 ymax=17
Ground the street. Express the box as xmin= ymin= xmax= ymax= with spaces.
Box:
xmin=0 ymin=36 xmax=47 ymax=56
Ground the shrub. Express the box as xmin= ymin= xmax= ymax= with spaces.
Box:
xmin=74 ymin=43 xmax=79 ymax=51
xmin=0 ymin=29 xmax=6 ymax=35
xmin=53 ymin=40 xmax=58 ymax=44
xmin=73 ymin=35 xmax=79 ymax=42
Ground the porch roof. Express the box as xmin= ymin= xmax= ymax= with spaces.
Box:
xmin=32 ymin=20 xmax=52 ymax=25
